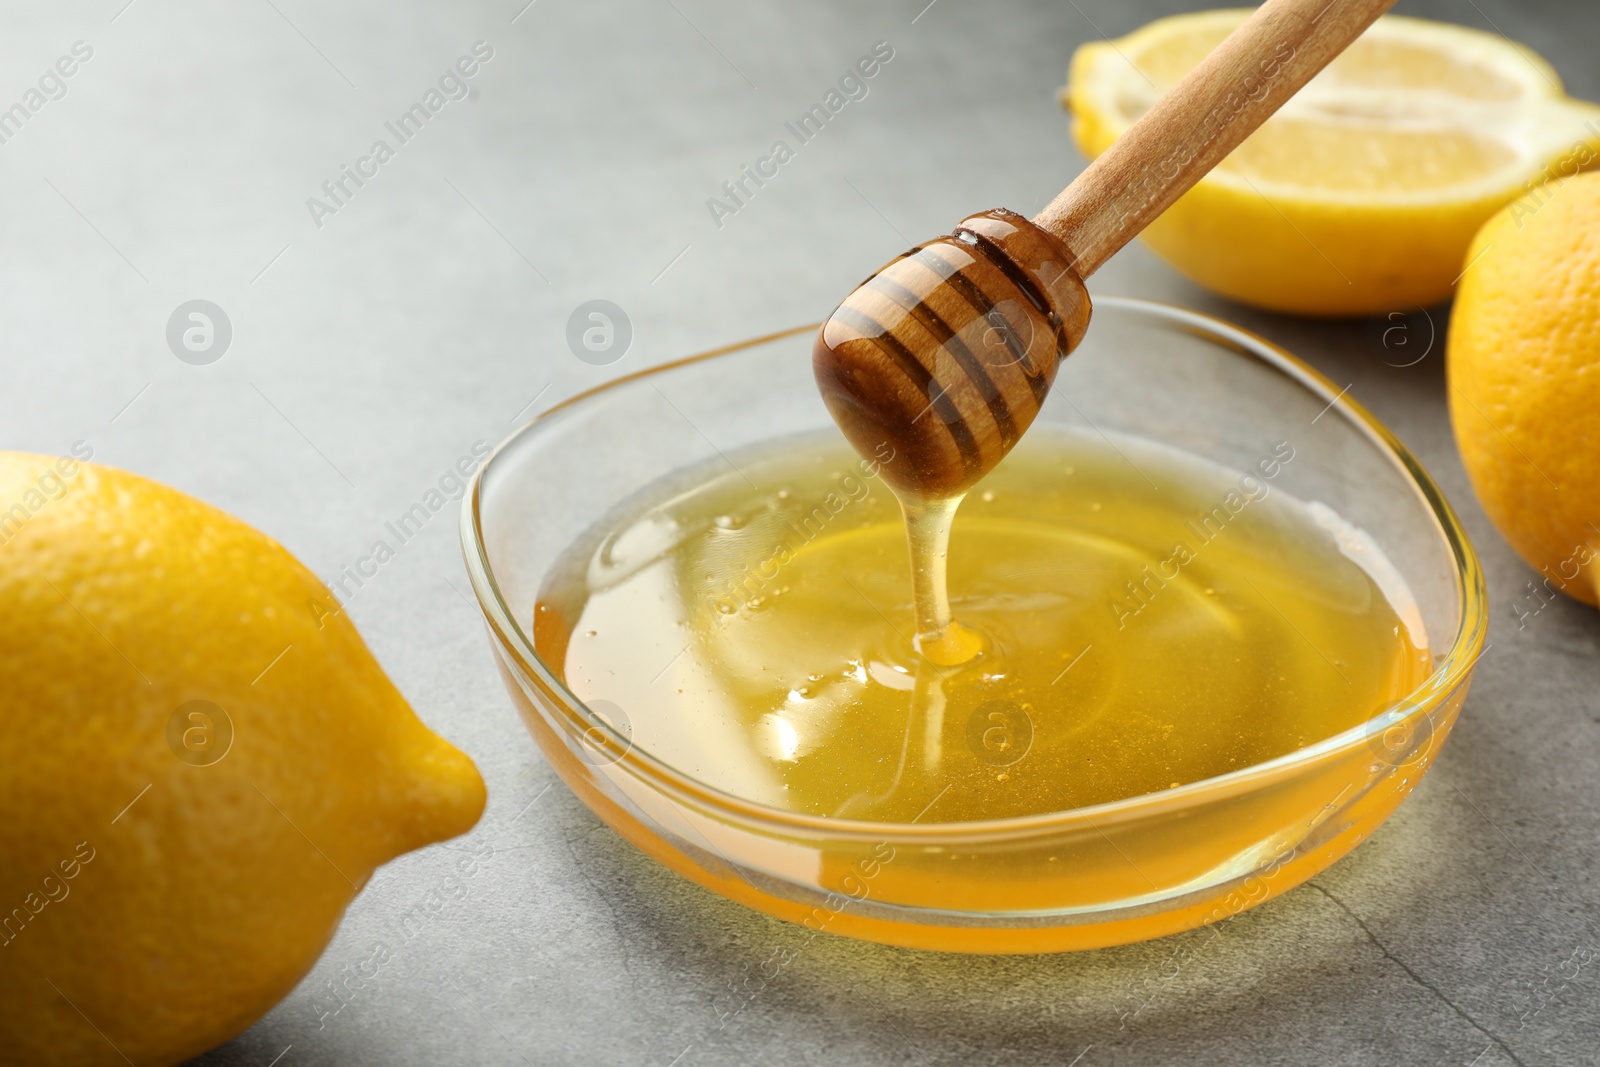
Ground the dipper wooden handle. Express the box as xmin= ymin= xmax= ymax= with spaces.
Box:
xmin=816 ymin=0 xmax=1396 ymax=498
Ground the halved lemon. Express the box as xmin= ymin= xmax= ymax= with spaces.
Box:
xmin=1065 ymin=11 xmax=1600 ymax=315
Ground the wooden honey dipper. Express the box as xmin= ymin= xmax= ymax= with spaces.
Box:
xmin=815 ymin=0 xmax=1396 ymax=500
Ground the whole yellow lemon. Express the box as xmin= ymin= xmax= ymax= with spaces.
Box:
xmin=1448 ymin=172 xmax=1600 ymax=606
xmin=0 ymin=453 xmax=486 ymax=1066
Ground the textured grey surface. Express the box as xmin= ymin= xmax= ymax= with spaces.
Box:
xmin=3 ymin=0 xmax=1598 ymax=1064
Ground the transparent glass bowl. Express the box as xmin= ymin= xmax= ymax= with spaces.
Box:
xmin=462 ymin=298 xmax=1486 ymax=954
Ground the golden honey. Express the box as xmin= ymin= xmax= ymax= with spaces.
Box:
xmin=534 ymin=428 xmax=1430 ymax=825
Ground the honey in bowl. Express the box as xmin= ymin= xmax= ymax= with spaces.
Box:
xmin=534 ymin=427 xmax=1431 ymax=826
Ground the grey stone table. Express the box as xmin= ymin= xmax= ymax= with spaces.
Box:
xmin=4 ymin=0 xmax=1597 ymax=1063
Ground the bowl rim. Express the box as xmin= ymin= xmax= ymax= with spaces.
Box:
xmin=461 ymin=296 xmax=1488 ymax=842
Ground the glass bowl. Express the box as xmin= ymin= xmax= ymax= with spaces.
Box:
xmin=461 ymin=298 xmax=1486 ymax=954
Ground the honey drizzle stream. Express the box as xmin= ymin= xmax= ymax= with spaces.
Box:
xmin=900 ymin=494 xmax=986 ymax=668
